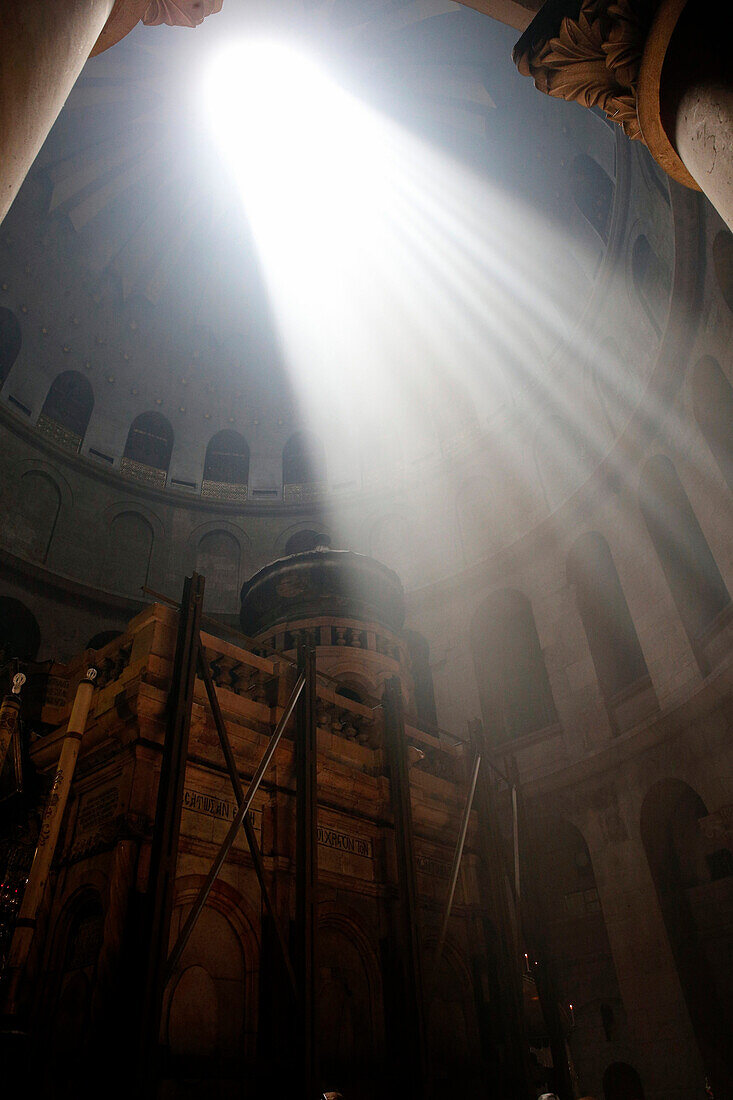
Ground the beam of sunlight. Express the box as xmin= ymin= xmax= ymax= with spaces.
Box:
xmin=201 ymin=37 xmax=698 ymax=553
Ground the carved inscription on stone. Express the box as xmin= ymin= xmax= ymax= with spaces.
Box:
xmin=44 ymin=676 xmax=70 ymax=711
xmin=317 ymin=825 xmax=373 ymax=859
xmin=416 ymin=853 xmax=451 ymax=879
xmin=70 ymin=783 xmax=120 ymax=861
xmin=182 ymin=786 xmax=262 ymax=841
xmin=78 ymin=786 xmax=119 ymax=832
xmin=183 ymin=788 xmax=237 ymax=822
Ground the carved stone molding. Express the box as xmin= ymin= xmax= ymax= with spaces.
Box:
xmin=513 ymin=0 xmax=698 ymax=189
xmin=143 ymin=0 xmax=224 ymax=28
xmin=92 ymin=0 xmax=222 ymax=57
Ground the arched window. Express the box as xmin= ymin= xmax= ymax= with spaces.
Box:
xmin=122 ymin=413 xmax=173 ymax=488
xmin=105 ymin=513 xmax=153 ymax=595
xmin=195 ymin=530 xmax=241 ymax=612
xmin=282 ymin=432 xmax=326 ymax=503
xmin=570 ymin=155 xmax=614 ymax=243
xmin=0 ymin=308 xmax=21 ymax=388
xmin=632 ymin=235 xmax=671 ymax=337
xmin=692 ymin=356 xmax=733 ymax=491
xmin=641 ymin=781 xmax=733 ymax=1085
xmin=284 ymin=529 xmax=331 ymax=555
xmin=202 ymin=430 xmax=249 ymax=502
xmin=404 ymin=630 xmax=438 ymax=730
xmin=38 ymin=371 xmax=93 ymax=451
xmin=567 ymin=533 xmax=655 ymax=730
xmin=15 ymin=470 xmax=61 ymax=562
xmin=471 ymin=590 xmax=558 ymax=741
xmin=640 ymin=456 xmax=730 ymax=666
xmin=712 ymin=230 xmax=733 ymax=313
xmin=0 ymin=598 xmax=40 ymax=662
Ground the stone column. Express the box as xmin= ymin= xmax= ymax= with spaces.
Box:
xmin=513 ymin=0 xmax=733 ymax=233
xmin=1 ymin=0 xmax=115 ymax=226
xmin=0 ymin=0 xmax=221 ymax=227
xmin=657 ymin=4 xmax=732 ymax=231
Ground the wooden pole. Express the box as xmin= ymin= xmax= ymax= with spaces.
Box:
xmin=382 ymin=676 xmax=428 ymax=1099
xmin=0 ymin=672 xmax=25 ymax=777
xmin=3 ymin=667 xmax=97 ymax=1015
xmin=295 ymin=644 xmax=318 ymax=1098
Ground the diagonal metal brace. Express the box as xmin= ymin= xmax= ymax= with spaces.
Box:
xmin=196 ymin=644 xmax=297 ymax=996
xmin=164 ymin=667 xmax=305 ymax=982
xmin=434 ymin=749 xmax=482 ymax=969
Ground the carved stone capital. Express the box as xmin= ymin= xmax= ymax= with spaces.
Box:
xmin=142 ymin=0 xmax=224 ymax=28
xmin=92 ymin=0 xmax=222 ymax=57
xmin=513 ymin=0 xmax=698 ymax=188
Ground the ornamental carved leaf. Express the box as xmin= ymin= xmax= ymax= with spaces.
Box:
xmin=142 ymin=0 xmax=223 ymax=28
xmin=604 ymin=92 xmax=642 ymax=140
xmin=536 ymin=12 xmax=606 ymax=71
xmin=521 ymin=0 xmax=648 ymax=143
xmin=544 ymin=61 xmax=615 ymax=110
xmin=603 ymin=1 xmax=653 ymax=88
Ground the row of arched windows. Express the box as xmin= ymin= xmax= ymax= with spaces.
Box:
xmin=8 ymin=369 xmax=327 ymax=496
xmin=119 ymin=418 xmax=326 ymax=495
xmin=471 ymin=454 xmax=730 ymax=742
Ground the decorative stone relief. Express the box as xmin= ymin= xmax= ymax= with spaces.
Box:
xmin=143 ymin=0 xmax=223 ymax=27
xmin=513 ymin=0 xmax=657 ymax=141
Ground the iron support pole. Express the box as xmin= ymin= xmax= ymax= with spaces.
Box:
xmin=435 ymin=749 xmax=482 ymax=968
xmin=469 ymin=721 xmax=533 ymax=1100
xmin=382 ymin=677 xmax=428 ymax=1099
xmin=165 ymin=668 xmax=305 ymax=981
xmin=138 ymin=572 xmax=204 ymax=1085
xmin=295 ymin=644 xmax=318 ymax=1099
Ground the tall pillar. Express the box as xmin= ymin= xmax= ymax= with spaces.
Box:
xmin=1 ymin=0 xmax=116 ymax=226
xmin=657 ymin=3 xmax=732 ymax=230
xmin=137 ymin=572 xmax=204 ymax=1086
xmin=513 ymin=0 xmax=733 ymax=233
xmin=0 ymin=0 xmax=222 ymax=228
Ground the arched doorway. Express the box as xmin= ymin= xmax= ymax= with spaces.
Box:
xmin=317 ymin=917 xmax=383 ymax=1098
